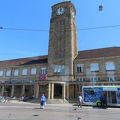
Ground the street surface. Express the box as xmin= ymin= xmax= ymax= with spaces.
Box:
xmin=0 ymin=102 xmax=120 ymax=120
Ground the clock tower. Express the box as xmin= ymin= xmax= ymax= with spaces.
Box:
xmin=48 ymin=1 xmax=78 ymax=82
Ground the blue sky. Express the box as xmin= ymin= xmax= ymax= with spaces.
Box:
xmin=0 ymin=0 xmax=120 ymax=61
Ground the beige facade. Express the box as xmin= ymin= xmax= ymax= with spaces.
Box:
xmin=0 ymin=1 xmax=120 ymax=103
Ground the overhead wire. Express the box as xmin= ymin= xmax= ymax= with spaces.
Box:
xmin=1 ymin=24 xmax=120 ymax=32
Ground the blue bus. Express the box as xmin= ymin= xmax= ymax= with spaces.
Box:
xmin=82 ymin=86 xmax=120 ymax=107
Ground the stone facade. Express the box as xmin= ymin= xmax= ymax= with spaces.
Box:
xmin=48 ymin=1 xmax=77 ymax=81
xmin=0 ymin=1 xmax=120 ymax=102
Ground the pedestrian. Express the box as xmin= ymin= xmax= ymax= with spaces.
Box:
xmin=78 ymin=94 xmax=83 ymax=108
xmin=100 ymin=93 xmax=107 ymax=108
xmin=40 ymin=94 xmax=46 ymax=109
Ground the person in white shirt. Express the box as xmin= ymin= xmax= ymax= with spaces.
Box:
xmin=78 ymin=94 xmax=83 ymax=108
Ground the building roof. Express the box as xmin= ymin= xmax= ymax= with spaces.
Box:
xmin=76 ymin=47 xmax=120 ymax=59
xmin=0 ymin=47 xmax=120 ymax=67
xmin=0 ymin=55 xmax=48 ymax=67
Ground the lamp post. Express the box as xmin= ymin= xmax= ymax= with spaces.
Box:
xmin=0 ymin=26 xmax=3 ymax=29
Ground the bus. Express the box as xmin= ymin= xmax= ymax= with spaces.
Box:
xmin=82 ymin=86 xmax=120 ymax=107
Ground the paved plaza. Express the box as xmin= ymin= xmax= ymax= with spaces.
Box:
xmin=0 ymin=102 xmax=120 ymax=120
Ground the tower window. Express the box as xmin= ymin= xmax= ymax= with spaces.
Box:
xmin=54 ymin=65 xmax=65 ymax=73
xmin=60 ymin=20 xmax=65 ymax=25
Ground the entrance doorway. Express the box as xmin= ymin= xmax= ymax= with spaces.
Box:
xmin=5 ymin=86 xmax=12 ymax=97
xmin=54 ymin=84 xmax=62 ymax=98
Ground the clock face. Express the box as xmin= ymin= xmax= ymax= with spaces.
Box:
xmin=56 ymin=7 xmax=65 ymax=15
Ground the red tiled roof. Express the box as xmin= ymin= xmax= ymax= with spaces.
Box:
xmin=0 ymin=47 xmax=120 ymax=67
xmin=76 ymin=47 xmax=120 ymax=59
xmin=0 ymin=55 xmax=48 ymax=67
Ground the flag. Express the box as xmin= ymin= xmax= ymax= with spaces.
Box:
xmin=39 ymin=74 xmax=47 ymax=80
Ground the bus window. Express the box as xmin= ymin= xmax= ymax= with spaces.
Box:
xmin=86 ymin=89 xmax=95 ymax=95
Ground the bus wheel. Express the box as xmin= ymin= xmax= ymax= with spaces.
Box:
xmin=96 ymin=102 xmax=101 ymax=107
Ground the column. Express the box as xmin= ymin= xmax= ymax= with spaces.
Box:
xmin=21 ymin=85 xmax=25 ymax=96
xmin=66 ymin=84 xmax=69 ymax=100
xmin=11 ymin=85 xmax=14 ymax=97
xmin=1 ymin=86 xmax=4 ymax=96
xmin=48 ymin=83 xmax=51 ymax=99
xmin=51 ymin=83 xmax=54 ymax=99
xmin=35 ymin=84 xmax=39 ymax=98
xmin=62 ymin=83 xmax=66 ymax=100
xmin=75 ymin=84 xmax=78 ymax=98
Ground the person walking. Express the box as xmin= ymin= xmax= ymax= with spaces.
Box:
xmin=78 ymin=94 xmax=83 ymax=108
xmin=40 ymin=94 xmax=46 ymax=109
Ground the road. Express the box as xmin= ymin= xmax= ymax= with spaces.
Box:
xmin=0 ymin=102 xmax=120 ymax=120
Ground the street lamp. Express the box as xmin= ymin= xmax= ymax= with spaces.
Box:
xmin=0 ymin=26 xmax=3 ymax=29
xmin=99 ymin=4 xmax=103 ymax=11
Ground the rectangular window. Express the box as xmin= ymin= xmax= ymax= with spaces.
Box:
xmin=22 ymin=69 xmax=28 ymax=76
xmin=76 ymin=78 xmax=84 ymax=82
xmin=107 ymin=76 xmax=116 ymax=81
xmin=53 ymin=65 xmax=65 ymax=73
xmin=57 ymin=66 xmax=61 ymax=73
xmin=6 ymin=70 xmax=11 ymax=76
xmin=105 ymin=62 xmax=116 ymax=71
xmin=76 ymin=64 xmax=84 ymax=73
xmin=14 ymin=69 xmax=19 ymax=76
xmin=0 ymin=71 xmax=3 ymax=76
xmin=40 ymin=68 xmax=47 ymax=75
xmin=61 ymin=65 xmax=65 ymax=73
xmin=90 ymin=63 xmax=99 ymax=72
xmin=31 ymin=68 xmax=36 ymax=75
xmin=90 ymin=77 xmax=99 ymax=82
xmin=54 ymin=65 xmax=58 ymax=73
